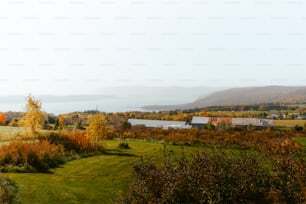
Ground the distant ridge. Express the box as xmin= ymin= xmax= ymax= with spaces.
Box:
xmin=143 ymin=86 xmax=306 ymax=111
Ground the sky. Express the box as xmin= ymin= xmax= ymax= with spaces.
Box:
xmin=0 ymin=1 xmax=305 ymax=99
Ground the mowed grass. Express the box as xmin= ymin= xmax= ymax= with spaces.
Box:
xmin=5 ymin=140 xmax=215 ymax=204
xmin=274 ymin=120 xmax=306 ymax=127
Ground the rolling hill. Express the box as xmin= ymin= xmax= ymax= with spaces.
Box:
xmin=142 ymin=86 xmax=306 ymax=111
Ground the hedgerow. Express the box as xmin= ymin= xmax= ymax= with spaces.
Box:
xmin=41 ymin=131 xmax=105 ymax=153
xmin=0 ymin=141 xmax=64 ymax=172
xmin=0 ymin=130 xmax=106 ymax=173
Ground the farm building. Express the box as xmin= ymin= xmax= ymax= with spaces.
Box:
xmin=191 ymin=116 xmax=209 ymax=129
xmin=297 ymin=115 xmax=306 ymax=119
xmin=127 ymin=119 xmax=191 ymax=130
xmin=232 ymin=118 xmax=274 ymax=129
xmin=210 ymin=117 xmax=232 ymax=128
xmin=190 ymin=116 xmax=274 ymax=129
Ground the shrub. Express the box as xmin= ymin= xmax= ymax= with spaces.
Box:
xmin=294 ymin=125 xmax=303 ymax=132
xmin=118 ymin=142 xmax=130 ymax=149
xmin=118 ymin=151 xmax=306 ymax=204
xmin=42 ymin=131 xmax=105 ymax=153
xmin=0 ymin=177 xmax=17 ymax=204
xmin=0 ymin=141 xmax=64 ymax=172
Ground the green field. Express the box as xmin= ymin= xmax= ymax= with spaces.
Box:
xmin=5 ymin=140 xmax=212 ymax=204
xmin=274 ymin=120 xmax=306 ymax=127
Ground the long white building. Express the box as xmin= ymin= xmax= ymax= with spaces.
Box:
xmin=128 ymin=119 xmax=191 ymax=129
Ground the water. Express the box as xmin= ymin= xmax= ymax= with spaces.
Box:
xmin=0 ymin=86 xmax=220 ymax=114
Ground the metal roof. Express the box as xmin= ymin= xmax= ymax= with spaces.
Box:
xmin=191 ymin=116 xmax=209 ymax=124
xmin=128 ymin=119 xmax=190 ymax=129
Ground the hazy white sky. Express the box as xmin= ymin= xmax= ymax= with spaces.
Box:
xmin=0 ymin=0 xmax=305 ymax=95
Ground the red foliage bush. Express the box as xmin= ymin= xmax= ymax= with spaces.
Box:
xmin=0 ymin=141 xmax=64 ymax=172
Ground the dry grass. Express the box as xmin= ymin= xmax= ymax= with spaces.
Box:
xmin=274 ymin=120 xmax=306 ymax=127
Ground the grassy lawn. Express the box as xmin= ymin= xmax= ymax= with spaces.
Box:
xmin=9 ymin=154 xmax=130 ymax=203
xmin=6 ymin=140 xmax=215 ymax=204
xmin=274 ymin=120 xmax=306 ymax=127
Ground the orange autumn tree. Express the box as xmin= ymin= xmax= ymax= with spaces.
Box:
xmin=20 ymin=95 xmax=45 ymax=136
xmin=0 ymin=113 xmax=6 ymax=125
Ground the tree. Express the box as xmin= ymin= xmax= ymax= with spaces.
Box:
xmin=55 ymin=115 xmax=66 ymax=130
xmin=0 ymin=113 xmax=6 ymax=125
xmin=21 ymin=95 xmax=45 ymax=136
xmin=85 ymin=113 xmax=107 ymax=147
xmin=258 ymin=106 xmax=267 ymax=111
xmin=47 ymin=114 xmax=56 ymax=124
xmin=121 ymin=121 xmax=132 ymax=132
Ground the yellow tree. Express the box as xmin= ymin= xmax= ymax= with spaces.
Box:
xmin=85 ymin=113 xmax=107 ymax=147
xmin=57 ymin=114 xmax=66 ymax=129
xmin=21 ymin=95 xmax=45 ymax=136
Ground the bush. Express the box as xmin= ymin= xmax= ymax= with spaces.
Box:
xmin=0 ymin=130 xmax=107 ymax=173
xmin=118 ymin=151 xmax=306 ymax=204
xmin=41 ymin=131 xmax=105 ymax=153
xmin=0 ymin=141 xmax=64 ymax=172
xmin=294 ymin=125 xmax=303 ymax=132
xmin=0 ymin=177 xmax=17 ymax=204
xmin=118 ymin=142 xmax=130 ymax=149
